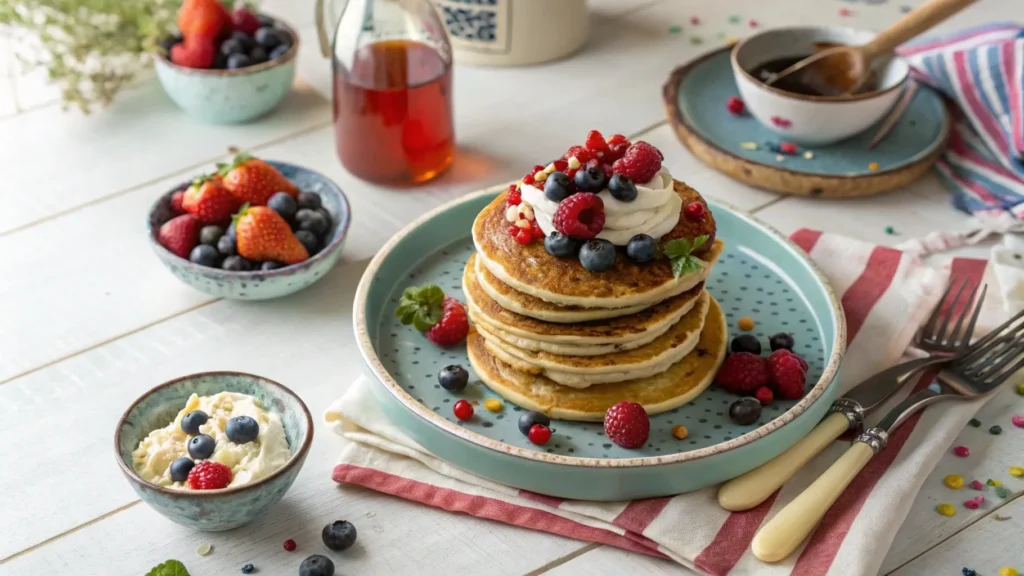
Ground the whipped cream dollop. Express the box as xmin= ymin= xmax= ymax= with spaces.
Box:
xmin=521 ymin=168 xmax=681 ymax=246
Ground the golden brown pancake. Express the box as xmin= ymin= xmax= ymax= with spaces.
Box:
xmin=466 ymin=294 xmax=728 ymax=421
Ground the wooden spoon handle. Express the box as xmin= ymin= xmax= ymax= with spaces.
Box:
xmin=862 ymin=0 xmax=976 ymax=59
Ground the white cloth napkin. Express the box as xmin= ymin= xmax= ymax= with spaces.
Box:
xmin=325 ymin=229 xmax=997 ymax=576
xmin=991 ymin=234 xmax=1024 ymax=315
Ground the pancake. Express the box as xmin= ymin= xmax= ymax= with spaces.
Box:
xmin=473 ymin=179 xmax=722 ymax=310
xmin=463 ymin=253 xmax=705 ymax=355
xmin=474 ymin=290 xmax=710 ymax=388
xmin=466 ymin=294 xmax=728 ymax=421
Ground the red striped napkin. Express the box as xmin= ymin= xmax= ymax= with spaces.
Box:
xmin=326 ymin=230 xmax=993 ymax=576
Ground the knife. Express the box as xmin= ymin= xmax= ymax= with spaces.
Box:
xmin=716 ymin=355 xmax=946 ymax=511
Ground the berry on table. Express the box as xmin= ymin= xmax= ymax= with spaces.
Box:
xmin=438 ymin=365 xmax=469 ymax=392
xmin=158 ymin=214 xmax=202 ymax=259
xmin=170 ymin=457 xmax=195 ymax=482
xmin=715 ymin=352 xmax=768 ymax=394
xmin=180 ymin=410 xmax=209 ymax=435
xmin=241 ymin=563 xmax=255 ymax=574
xmin=769 ymin=332 xmax=795 ymax=351
xmin=188 ymin=434 xmax=216 ymax=460
xmin=260 ymin=261 xmax=282 ymax=271
xmin=612 ymin=141 xmax=662 ymax=183
xmin=484 ymin=398 xmax=503 ymax=412
xmin=427 ymin=297 xmax=469 ymax=347
xmin=755 ymin=386 xmax=774 ymax=405
xmin=298 ymin=555 xmax=335 ymax=576
xmin=528 ymin=424 xmax=552 ymax=445
xmin=453 ymin=399 xmax=474 ymax=421
xmin=683 ymin=201 xmax=706 ymax=221
xmin=283 ymin=539 xmax=297 ymax=551
xmin=200 ymin=225 xmax=225 ymax=246
xmin=553 ymin=192 xmax=605 ymax=239
xmin=579 ymin=239 xmax=616 ymax=272
xmin=296 ymin=209 xmax=328 ymax=235
xmin=608 ymin=174 xmax=637 ymax=202
xmin=544 ymin=231 xmax=578 ymax=258
xmin=730 ymin=334 xmax=762 ymax=355
xmin=778 ymin=142 xmax=798 ymax=155
xmin=267 ymin=192 xmax=298 ymax=220
xmin=729 ymin=397 xmax=762 ymax=425
xmin=187 ymin=460 xmax=232 ymax=490
xmin=217 ymin=234 xmax=237 ymax=256
xmin=222 ymin=255 xmax=254 ymax=271
xmin=395 ymin=285 xmax=469 ymax=347
xmin=573 ymin=165 xmax=607 ymax=192
xmin=189 ymin=244 xmax=221 ymax=267
xmin=295 ymin=230 xmax=319 ymax=255
xmin=604 ymin=401 xmax=650 ymax=449
xmin=322 ymin=520 xmax=357 ymax=551
xmin=626 ymin=234 xmax=657 ymax=263
xmin=671 ymin=425 xmax=689 ymax=440
xmin=518 ymin=411 xmax=551 ymax=436
xmin=767 ymin=349 xmax=807 ymax=399
xmin=544 ymin=172 xmax=572 ymax=203
xmin=226 ymin=416 xmax=260 ymax=444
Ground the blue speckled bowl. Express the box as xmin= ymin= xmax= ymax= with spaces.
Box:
xmin=115 ymin=371 xmax=313 ymax=531
xmin=147 ymin=161 xmax=351 ymax=300
xmin=153 ymin=22 xmax=298 ymax=124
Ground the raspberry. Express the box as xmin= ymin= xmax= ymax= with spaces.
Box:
xmin=767 ymin=350 xmax=807 ymax=399
xmin=684 ymin=201 xmax=706 ymax=221
xmin=426 ymin=297 xmax=469 ymax=347
xmin=514 ymin=226 xmax=533 ymax=245
xmin=170 ymin=190 xmax=185 ymax=214
xmin=604 ymin=401 xmax=650 ymax=448
xmin=611 ymin=141 xmax=662 ymax=184
xmin=755 ymin=386 xmax=774 ymax=405
xmin=187 ymin=461 xmax=232 ymax=490
xmin=523 ymin=173 xmax=535 ymax=186
xmin=584 ymin=130 xmax=608 ymax=153
xmin=553 ymin=159 xmax=568 ymax=172
xmin=606 ymin=134 xmax=629 ymax=146
xmin=552 ymin=193 xmax=605 ymax=240
xmin=772 ymin=349 xmax=808 ymax=372
xmin=606 ymin=141 xmax=630 ymax=162
xmin=564 ymin=145 xmax=594 ymax=163
xmin=506 ymin=184 xmax=521 ymax=206
xmin=715 ymin=352 xmax=768 ymax=394
xmin=726 ymin=96 xmax=745 ymax=115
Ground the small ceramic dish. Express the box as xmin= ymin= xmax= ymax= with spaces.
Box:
xmin=147 ymin=161 xmax=351 ymax=301
xmin=731 ymin=26 xmax=910 ymax=145
xmin=114 ymin=371 xmax=313 ymax=531
xmin=153 ymin=21 xmax=299 ymax=124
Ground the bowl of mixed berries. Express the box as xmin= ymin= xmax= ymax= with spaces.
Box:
xmin=154 ymin=0 xmax=299 ymax=124
xmin=148 ymin=152 xmax=351 ymax=300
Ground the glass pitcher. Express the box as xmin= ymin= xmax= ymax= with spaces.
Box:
xmin=316 ymin=0 xmax=454 ymax=185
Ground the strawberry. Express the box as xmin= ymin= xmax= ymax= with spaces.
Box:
xmin=170 ymin=190 xmax=186 ymax=214
xmin=233 ymin=205 xmax=309 ymax=264
xmin=715 ymin=352 xmax=768 ymax=394
xmin=219 ymin=153 xmax=298 ymax=206
xmin=187 ymin=460 xmax=232 ymax=490
xmin=230 ymin=8 xmax=261 ymax=35
xmin=603 ymin=401 xmax=650 ymax=449
xmin=170 ymin=36 xmax=216 ymax=69
xmin=394 ymin=285 xmax=469 ymax=347
xmin=182 ymin=175 xmax=239 ymax=225
xmin=767 ymin=350 xmax=807 ymax=399
xmin=157 ymin=214 xmax=201 ymax=258
xmin=178 ymin=0 xmax=230 ymax=41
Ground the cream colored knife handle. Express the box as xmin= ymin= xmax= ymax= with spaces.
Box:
xmin=718 ymin=412 xmax=850 ymax=511
xmin=751 ymin=442 xmax=875 ymax=563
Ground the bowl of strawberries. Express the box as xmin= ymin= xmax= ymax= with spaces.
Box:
xmin=153 ymin=0 xmax=298 ymax=124
xmin=148 ymin=153 xmax=351 ymax=300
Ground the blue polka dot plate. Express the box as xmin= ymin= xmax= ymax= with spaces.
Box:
xmin=354 ymin=185 xmax=846 ymax=500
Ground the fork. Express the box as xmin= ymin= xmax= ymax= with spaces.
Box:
xmin=751 ymin=311 xmax=1024 ymax=562
xmin=718 ymin=277 xmax=986 ymax=512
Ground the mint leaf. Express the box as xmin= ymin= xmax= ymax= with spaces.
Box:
xmin=664 ymin=235 xmax=709 ymax=279
xmin=662 ymin=238 xmax=693 ymax=260
xmin=394 ymin=284 xmax=445 ymax=332
xmin=146 ymin=560 xmax=190 ymax=576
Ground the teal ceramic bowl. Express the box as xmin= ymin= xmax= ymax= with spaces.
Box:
xmin=354 ymin=185 xmax=846 ymax=501
xmin=147 ymin=160 xmax=351 ymax=300
xmin=153 ymin=22 xmax=298 ymax=124
xmin=114 ymin=371 xmax=313 ymax=531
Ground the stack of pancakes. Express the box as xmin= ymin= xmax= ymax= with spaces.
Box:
xmin=465 ymin=179 xmax=729 ymax=421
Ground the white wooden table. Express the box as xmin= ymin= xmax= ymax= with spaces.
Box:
xmin=2 ymin=0 xmax=1021 ymax=574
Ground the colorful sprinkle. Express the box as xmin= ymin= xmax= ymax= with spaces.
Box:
xmin=776 ymin=154 xmax=785 ymax=162
xmin=990 ymin=425 xmax=1003 ymax=435
xmin=690 ymin=35 xmax=704 ymax=45
xmin=738 ymin=317 xmax=755 ymax=331
xmin=963 ymin=495 xmax=984 ymax=509
xmin=953 ymin=446 xmax=970 ymax=457
xmin=988 ymin=478 xmax=1003 ymax=487
xmin=690 ymin=16 xmax=700 ymax=25
xmin=197 ymin=543 xmax=213 ymax=556
xmin=969 ymin=418 xmax=982 ymax=427
xmin=1011 ymin=466 xmax=1024 ymax=477
xmin=668 ymin=24 xmax=683 ymax=34
xmin=242 ymin=564 xmax=255 ymax=574
xmin=944 ymin=474 xmax=965 ymax=489
xmin=964 ymin=569 xmax=978 ymax=576
xmin=868 ymin=162 xmax=880 ymax=171
xmin=728 ymin=15 xmax=741 ymax=24
xmin=1017 ymin=382 xmax=1024 ymax=395
xmin=999 ymin=568 xmax=1019 ymax=576
xmin=1012 ymin=415 xmax=1024 ymax=428
xmin=672 ymin=425 xmax=689 ymax=440
xmin=803 ymin=151 xmax=814 ymax=159
xmin=970 ymin=479 xmax=985 ymax=490
xmin=484 ymin=398 xmax=503 ymax=412
xmin=739 ymin=142 xmax=760 ymax=150
xmin=995 ymin=486 xmax=1012 ymax=499
xmin=748 ymin=19 xmax=759 ymax=28
xmin=884 ymin=225 xmax=896 ymax=235
xmin=936 ymin=503 xmax=956 ymax=516
xmin=839 ymin=7 xmax=853 ymax=16
xmin=724 ymin=37 xmax=738 ymax=46
xmin=779 ymin=142 xmax=798 ymax=155
xmin=995 ymin=513 xmax=1012 ymax=521
xmin=900 ymin=5 xmax=913 ymax=13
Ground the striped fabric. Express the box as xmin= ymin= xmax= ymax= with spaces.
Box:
xmin=326 ymin=230 xmax=992 ymax=575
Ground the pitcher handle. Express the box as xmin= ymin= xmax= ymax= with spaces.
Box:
xmin=315 ymin=0 xmax=336 ymax=58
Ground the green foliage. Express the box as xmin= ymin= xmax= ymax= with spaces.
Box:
xmin=663 ymin=234 xmax=708 ymax=279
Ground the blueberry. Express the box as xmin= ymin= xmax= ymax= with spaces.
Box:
xmin=274 ymin=28 xmax=293 ymax=48
xmin=573 ymin=165 xmax=607 ymax=192
xmin=249 ymin=45 xmax=268 ymax=64
xmin=199 ymin=225 xmax=225 ymax=246
xmin=213 ymin=52 xmax=229 ymax=69
xmin=769 ymin=332 xmax=795 ymax=351
xmin=267 ymin=192 xmax=298 ymax=220
xmin=217 ymin=234 xmax=237 ymax=256
xmin=315 ymin=207 xmax=333 ymax=228
xmin=296 ymin=209 xmax=328 ymax=235
xmin=625 ymin=234 xmax=656 ymax=263
xmin=296 ymin=191 xmax=322 ymax=210
xmin=295 ymin=230 xmax=319 ymax=255
xmin=257 ymin=13 xmax=276 ymax=28
xmin=269 ymin=44 xmax=290 ymax=60
xmin=169 ymin=457 xmax=195 ymax=482
xmin=222 ymin=255 xmax=253 ymax=271
xmin=227 ymin=53 xmax=251 ymax=69
xmin=608 ymin=174 xmax=637 ymax=202
xmin=241 ymin=564 xmax=255 ymax=574
xmin=298 ymin=555 xmax=335 ymax=576
xmin=159 ymin=33 xmax=183 ymax=54
xmin=579 ymin=239 xmax=615 ymax=272
xmin=188 ymin=434 xmax=216 ymax=460
xmin=226 ymin=416 xmax=260 ymax=444
xmin=189 ymin=244 xmax=221 ymax=267
xmin=261 ymin=261 xmax=283 ymax=271
xmin=729 ymin=397 xmax=762 ymax=426
xmin=438 ymin=365 xmax=469 ymax=392
xmin=731 ymin=334 xmax=762 ymax=355
xmin=220 ymin=38 xmax=246 ymax=56
xmin=517 ymin=411 xmax=551 ymax=437
xmin=255 ymin=26 xmax=281 ymax=48
xmin=544 ymin=231 xmax=577 ymax=258
xmin=180 ymin=410 xmax=209 ymax=435
xmin=544 ymin=171 xmax=572 ymax=202
xmin=231 ymin=30 xmax=255 ymax=49
xmin=321 ymin=520 xmax=357 ymax=551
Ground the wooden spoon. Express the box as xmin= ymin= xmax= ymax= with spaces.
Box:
xmin=766 ymin=0 xmax=976 ymax=96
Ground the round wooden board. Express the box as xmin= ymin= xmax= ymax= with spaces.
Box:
xmin=662 ymin=47 xmax=950 ymax=198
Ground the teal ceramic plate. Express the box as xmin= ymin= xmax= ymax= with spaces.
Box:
xmin=354 ymin=186 xmax=846 ymax=500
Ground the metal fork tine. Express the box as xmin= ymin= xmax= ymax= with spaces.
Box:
xmin=960 ymin=312 xmax=1024 ymax=364
xmin=986 ymin=356 xmax=1024 ymax=389
xmin=956 ymin=284 xmax=987 ymax=347
xmin=936 ymin=278 xmax=968 ymax=345
xmin=921 ymin=277 xmax=959 ymax=341
xmin=973 ymin=338 xmax=1024 ymax=378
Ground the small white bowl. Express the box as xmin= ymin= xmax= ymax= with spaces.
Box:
xmin=731 ymin=26 xmax=909 ymax=145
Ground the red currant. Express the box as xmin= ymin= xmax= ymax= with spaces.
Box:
xmin=528 ymin=424 xmax=552 ymax=445
xmin=531 ymin=222 xmax=545 ymax=240
xmin=453 ymin=399 xmax=474 ymax=421
xmin=283 ymin=539 xmax=297 ymax=552
xmin=553 ymin=159 xmax=568 ymax=172
xmin=690 ymin=15 xmax=700 ymax=25
xmin=514 ymin=227 xmax=533 ymax=246
xmin=684 ymin=201 xmax=707 ymax=221
xmin=779 ymin=142 xmax=798 ymax=155
xmin=507 ymin=184 xmax=522 ymax=206
xmin=726 ymin=96 xmax=745 ymax=116
xmin=755 ymin=386 xmax=774 ymax=406
xmin=522 ymin=173 xmax=535 ymax=186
